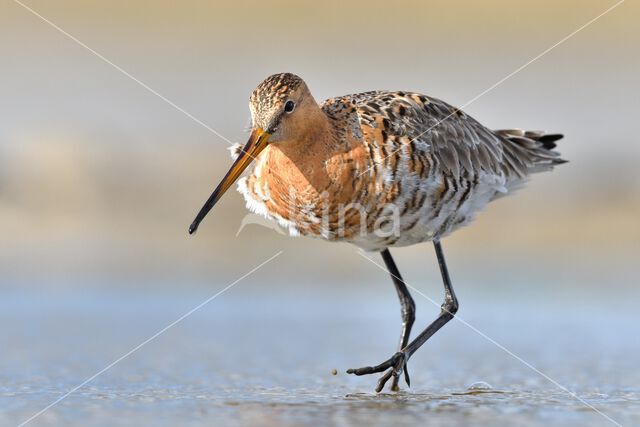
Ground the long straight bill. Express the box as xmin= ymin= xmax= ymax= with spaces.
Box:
xmin=188 ymin=128 xmax=270 ymax=234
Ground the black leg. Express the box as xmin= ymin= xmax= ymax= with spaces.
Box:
xmin=347 ymin=239 xmax=459 ymax=392
xmin=380 ymin=249 xmax=415 ymax=391
xmin=403 ymin=239 xmax=458 ymax=358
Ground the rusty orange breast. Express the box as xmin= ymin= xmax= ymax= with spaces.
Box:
xmin=243 ymin=134 xmax=371 ymax=237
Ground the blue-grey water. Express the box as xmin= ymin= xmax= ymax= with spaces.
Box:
xmin=1 ymin=287 xmax=638 ymax=427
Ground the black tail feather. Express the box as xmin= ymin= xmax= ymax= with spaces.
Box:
xmin=536 ymin=133 xmax=564 ymax=150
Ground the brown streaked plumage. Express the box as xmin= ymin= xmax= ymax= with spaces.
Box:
xmin=189 ymin=73 xmax=566 ymax=392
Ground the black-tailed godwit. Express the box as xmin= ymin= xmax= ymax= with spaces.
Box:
xmin=189 ymin=73 xmax=566 ymax=392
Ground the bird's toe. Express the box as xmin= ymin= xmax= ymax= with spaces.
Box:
xmin=347 ymin=351 xmax=409 ymax=392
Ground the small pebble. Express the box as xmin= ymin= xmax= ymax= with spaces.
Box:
xmin=331 ymin=369 xmax=338 ymax=376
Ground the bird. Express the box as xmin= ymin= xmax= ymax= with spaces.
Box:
xmin=188 ymin=72 xmax=566 ymax=392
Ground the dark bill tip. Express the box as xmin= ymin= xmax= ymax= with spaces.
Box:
xmin=188 ymin=222 xmax=199 ymax=235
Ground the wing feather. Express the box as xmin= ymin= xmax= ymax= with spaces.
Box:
xmin=325 ymin=91 xmax=564 ymax=182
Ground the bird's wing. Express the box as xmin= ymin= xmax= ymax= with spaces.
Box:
xmin=338 ymin=91 xmax=540 ymax=180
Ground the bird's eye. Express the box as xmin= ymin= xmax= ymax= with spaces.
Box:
xmin=284 ymin=100 xmax=296 ymax=113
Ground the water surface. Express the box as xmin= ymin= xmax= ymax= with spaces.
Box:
xmin=1 ymin=289 xmax=638 ymax=426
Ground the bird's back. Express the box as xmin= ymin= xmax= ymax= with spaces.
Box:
xmin=321 ymin=90 xmax=565 ymax=250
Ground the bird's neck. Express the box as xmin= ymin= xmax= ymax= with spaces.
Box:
xmin=262 ymin=110 xmax=335 ymax=192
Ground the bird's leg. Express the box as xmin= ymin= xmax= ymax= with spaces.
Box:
xmin=347 ymin=239 xmax=459 ymax=392
xmin=380 ymin=249 xmax=415 ymax=391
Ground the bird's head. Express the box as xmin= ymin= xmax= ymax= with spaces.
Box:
xmin=249 ymin=72 xmax=317 ymax=143
xmin=188 ymin=73 xmax=318 ymax=234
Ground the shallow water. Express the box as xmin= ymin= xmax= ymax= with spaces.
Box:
xmin=1 ymin=289 xmax=638 ymax=426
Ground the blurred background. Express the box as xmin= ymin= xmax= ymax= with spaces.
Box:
xmin=1 ymin=0 xmax=639 ymax=293
xmin=1 ymin=1 xmax=639 ymax=425
xmin=1 ymin=0 xmax=638 ymax=293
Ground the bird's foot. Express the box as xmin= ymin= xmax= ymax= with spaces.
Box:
xmin=347 ymin=351 xmax=410 ymax=392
